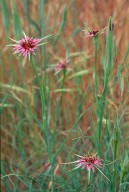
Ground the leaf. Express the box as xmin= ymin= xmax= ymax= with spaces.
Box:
xmin=11 ymin=0 xmax=22 ymax=39
xmin=53 ymin=88 xmax=77 ymax=93
xmin=54 ymin=6 xmax=68 ymax=43
xmin=0 ymin=104 xmax=14 ymax=108
xmin=1 ymin=0 xmax=10 ymax=33
xmin=69 ymin=69 xmax=92 ymax=79
xmin=83 ymin=21 xmax=91 ymax=32
xmin=0 ymin=84 xmax=29 ymax=93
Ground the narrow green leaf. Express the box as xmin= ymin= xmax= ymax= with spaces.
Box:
xmin=0 ymin=84 xmax=28 ymax=93
xmin=120 ymin=76 xmax=124 ymax=97
xmin=69 ymin=69 xmax=92 ymax=79
xmin=0 ymin=104 xmax=14 ymax=108
xmin=83 ymin=21 xmax=91 ymax=32
xmin=54 ymin=5 xmax=67 ymax=43
xmin=53 ymin=88 xmax=77 ymax=92
xmin=11 ymin=0 xmax=22 ymax=39
xmin=1 ymin=0 xmax=10 ymax=33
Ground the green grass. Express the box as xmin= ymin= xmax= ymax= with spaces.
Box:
xmin=1 ymin=1 xmax=129 ymax=192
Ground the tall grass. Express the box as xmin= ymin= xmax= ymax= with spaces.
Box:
xmin=1 ymin=1 xmax=129 ymax=192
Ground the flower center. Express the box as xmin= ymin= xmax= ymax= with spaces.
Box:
xmin=82 ymin=155 xmax=97 ymax=164
xmin=90 ymin=30 xmax=99 ymax=36
xmin=61 ymin=63 xmax=66 ymax=69
xmin=22 ymin=40 xmax=34 ymax=50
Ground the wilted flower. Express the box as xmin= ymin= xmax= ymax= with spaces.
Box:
xmin=85 ymin=30 xmax=99 ymax=38
xmin=83 ymin=26 xmax=107 ymax=38
xmin=7 ymin=32 xmax=48 ymax=59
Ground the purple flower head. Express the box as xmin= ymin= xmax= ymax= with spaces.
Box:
xmin=55 ymin=59 xmax=70 ymax=74
xmin=8 ymin=32 xmax=49 ymax=59
xmin=62 ymin=153 xmax=113 ymax=181
xmin=56 ymin=60 xmax=67 ymax=71
xmin=75 ymin=154 xmax=102 ymax=172
xmin=63 ymin=153 xmax=102 ymax=173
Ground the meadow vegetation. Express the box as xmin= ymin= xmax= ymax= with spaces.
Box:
xmin=1 ymin=0 xmax=129 ymax=191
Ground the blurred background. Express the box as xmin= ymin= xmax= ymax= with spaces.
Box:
xmin=1 ymin=0 xmax=129 ymax=191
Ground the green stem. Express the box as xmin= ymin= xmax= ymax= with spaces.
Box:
xmin=55 ymin=69 xmax=66 ymax=131
xmin=30 ymin=55 xmax=46 ymax=120
xmin=97 ymin=18 xmax=113 ymax=142
xmin=30 ymin=55 xmax=54 ymax=189
xmin=93 ymin=36 xmax=99 ymax=104
xmin=88 ymin=170 xmax=91 ymax=186
xmin=85 ymin=171 xmax=91 ymax=191
xmin=40 ymin=1 xmax=55 ymax=190
xmin=59 ymin=69 xmax=66 ymax=106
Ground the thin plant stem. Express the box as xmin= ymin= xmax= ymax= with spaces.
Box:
xmin=30 ymin=55 xmax=54 ymax=188
xmin=55 ymin=69 xmax=66 ymax=131
xmin=30 ymin=55 xmax=46 ymax=120
xmin=93 ymin=35 xmax=99 ymax=104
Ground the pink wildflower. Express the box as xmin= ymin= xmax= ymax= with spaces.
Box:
xmin=75 ymin=154 xmax=102 ymax=172
xmin=55 ymin=59 xmax=70 ymax=74
xmin=8 ymin=32 xmax=47 ymax=59
xmin=63 ymin=153 xmax=102 ymax=172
